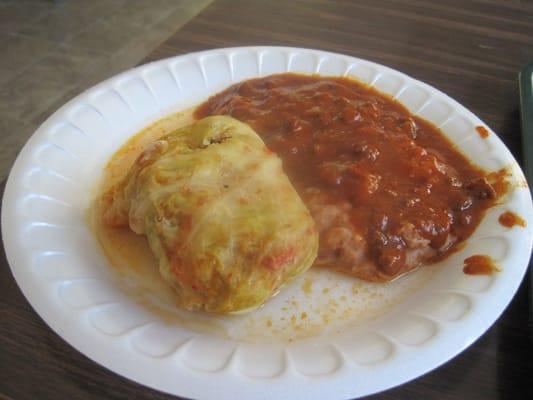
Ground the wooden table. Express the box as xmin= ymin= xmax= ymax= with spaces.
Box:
xmin=1 ymin=1 xmax=532 ymax=399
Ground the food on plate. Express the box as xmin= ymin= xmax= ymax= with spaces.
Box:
xmin=463 ymin=254 xmax=499 ymax=275
xmin=475 ymin=125 xmax=490 ymax=139
xmin=196 ymin=73 xmax=503 ymax=282
xmin=498 ymin=211 xmax=526 ymax=228
xmin=100 ymin=116 xmax=318 ymax=313
xmin=96 ymin=71 xmax=507 ymax=315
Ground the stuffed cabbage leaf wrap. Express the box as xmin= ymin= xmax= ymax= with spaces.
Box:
xmin=101 ymin=116 xmax=318 ymax=313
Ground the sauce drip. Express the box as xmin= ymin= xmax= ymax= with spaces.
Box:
xmin=463 ymin=255 xmax=498 ymax=275
xmin=475 ymin=126 xmax=489 ymax=139
xmin=498 ymin=211 xmax=526 ymax=228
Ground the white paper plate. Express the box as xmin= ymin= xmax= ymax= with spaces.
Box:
xmin=2 ymin=47 xmax=532 ymax=400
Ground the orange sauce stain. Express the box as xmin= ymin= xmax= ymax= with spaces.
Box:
xmin=475 ymin=126 xmax=489 ymax=139
xmin=463 ymin=255 xmax=499 ymax=275
xmin=498 ymin=211 xmax=526 ymax=228
xmin=301 ymin=276 xmax=313 ymax=295
xmin=486 ymin=168 xmax=511 ymax=198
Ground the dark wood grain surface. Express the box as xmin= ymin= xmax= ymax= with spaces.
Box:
xmin=1 ymin=1 xmax=532 ymax=399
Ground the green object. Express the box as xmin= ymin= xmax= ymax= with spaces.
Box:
xmin=103 ymin=116 xmax=318 ymax=313
xmin=519 ymin=62 xmax=533 ymax=188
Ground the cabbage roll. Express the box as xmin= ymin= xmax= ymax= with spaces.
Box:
xmin=101 ymin=116 xmax=318 ymax=313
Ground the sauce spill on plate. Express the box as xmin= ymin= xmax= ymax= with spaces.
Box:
xmin=475 ymin=126 xmax=490 ymax=139
xmin=498 ymin=211 xmax=526 ymax=228
xmin=463 ymin=255 xmax=499 ymax=275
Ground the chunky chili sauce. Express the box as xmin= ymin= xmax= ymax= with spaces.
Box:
xmin=196 ymin=73 xmax=500 ymax=282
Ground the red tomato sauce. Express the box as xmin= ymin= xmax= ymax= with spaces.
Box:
xmin=463 ymin=255 xmax=498 ymax=275
xmin=475 ymin=126 xmax=490 ymax=139
xmin=196 ymin=73 xmax=503 ymax=282
xmin=498 ymin=211 xmax=526 ymax=228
